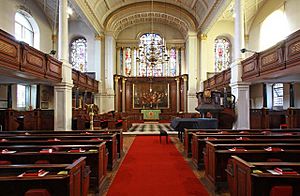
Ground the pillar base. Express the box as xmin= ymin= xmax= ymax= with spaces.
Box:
xmin=230 ymin=82 xmax=250 ymax=129
xmin=54 ymin=82 xmax=73 ymax=131
xmin=188 ymin=94 xmax=198 ymax=113
xmin=99 ymin=93 xmax=115 ymax=113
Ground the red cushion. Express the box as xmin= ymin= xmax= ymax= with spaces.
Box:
xmin=0 ymin=160 xmax=11 ymax=165
xmin=270 ymin=186 xmax=293 ymax=196
xmin=35 ymin=160 xmax=50 ymax=164
xmin=267 ymin=158 xmax=282 ymax=162
xmin=25 ymin=189 xmax=51 ymax=196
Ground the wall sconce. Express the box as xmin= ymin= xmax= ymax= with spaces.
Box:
xmin=240 ymin=48 xmax=257 ymax=54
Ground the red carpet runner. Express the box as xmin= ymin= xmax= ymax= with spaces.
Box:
xmin=107 ymin=136 xmax=209 ymax=196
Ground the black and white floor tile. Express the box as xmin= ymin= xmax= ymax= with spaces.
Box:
xmin=126 ymin=123 xmax=176 ymax=135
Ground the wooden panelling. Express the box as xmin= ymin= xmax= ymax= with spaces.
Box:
xmin=259 ymin=42 xmax=285 ymax=76
xmin=242 ymin=30 xmax=300 ymax=81
xmin=45 ymin=55 xmax=62 ymax=82
xmin=72 ymin=69 xmax=98 ymax=93
xmin=203 ymin=68 xmax=231 ymax=91
xmin=21 ymin=43 xmax=47 ymax=78
xmin=285 ymin=29 xmax=300 ymax=68
xmin=116 ymin=76 xmax=183 ymax=113
xmin=241 ymin=53 xmax=259 ymax=80
xmin=0 ymin=30 xmax=21 ymax=70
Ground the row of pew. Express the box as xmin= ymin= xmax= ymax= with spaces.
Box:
xmin=0 ymin=129 xmax=123 ymax=196
xmin=183 ymin=128 xmax=300 ymax=196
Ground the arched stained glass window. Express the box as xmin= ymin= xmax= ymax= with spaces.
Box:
xmin=136 ymin=33 xmax=171 ymax=77
xmin=214 ymin=37 xmax=231 ymax=72
xmin=124 ymin=47 xmax=132 ymax=76
xmin=70 ymin=37 xmax=87 ymax=72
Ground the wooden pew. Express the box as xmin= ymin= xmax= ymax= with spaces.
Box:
xmin=0 ymin=157 xmax=88 ymax=196
xmin=227 ymin=156 xmax=300 ymax=196
xmin=192 ymin=134 xmax=300 ymax=169
xmin=0 ymin=144 xmax=106 ymax=192
xmin=0 ymin=133 xmax=118 ymax=170
xmin=204 ymin=142 xmax=300 ymax=191
xmin=184 ymin=128 xmax=300 ymax=157
xmin=1 ymin=129 xmax=124 ymax=158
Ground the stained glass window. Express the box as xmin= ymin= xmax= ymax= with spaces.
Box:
xmin=124 ymin=47 xmax=132 ymax=76
xmin=136 ymin=33 xmax=172 ymax=77
xmin=70 ymin=37 xmax=87 ymax=72
xmin=120 ymin=48 xmax=123 ymax=75
xmin=214 ymin=37 xmax=231 ymax=72
xmin=169 ymin=48 xmax=176 ymax=76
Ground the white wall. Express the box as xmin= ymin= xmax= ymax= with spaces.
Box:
xmin=0 ymin=0 xmax=52 ymax=53
xmin=201 ymin=20 xmax=234 ymax=81
xmin=248 ymin=0 xmax=300 ymax=52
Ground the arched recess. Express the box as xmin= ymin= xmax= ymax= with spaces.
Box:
xmin=104 ymin=2 xmax=197 ymax=38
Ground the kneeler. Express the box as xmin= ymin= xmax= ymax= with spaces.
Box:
xmin=25 ymin=189 xmax=51 ymax=196
xmin=270 ymin=186 xmax=293 ymax=196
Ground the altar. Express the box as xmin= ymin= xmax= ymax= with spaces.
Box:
xmin=141 ymin=110 xmax=161 ymax=120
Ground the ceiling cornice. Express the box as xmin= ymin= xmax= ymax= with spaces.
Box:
xmin=73 ymin=0 xmax=104 ymax=34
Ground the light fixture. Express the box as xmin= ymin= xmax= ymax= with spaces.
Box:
xmin=240 ymin=48 xmax=257 ymax=54
xmin=135 ymin=0 xmax=169 ymax=76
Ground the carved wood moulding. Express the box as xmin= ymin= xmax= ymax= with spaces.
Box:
xmin=203 ymin=68 xmax=231 ymax=91
xmin=72 ymin=69 xmax=98 ymax=93
xmin=242 ymin=29 xmax=300 ymax=81
xmin=0 ymin=29 xmax=62 ymax=83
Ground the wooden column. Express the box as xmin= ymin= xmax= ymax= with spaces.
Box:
xmin=183 ymin=75 xmax=188 ymax=112
xmin=290 ymin=83 xmax=295 ymax=107
xmin=115 ymin=76 xmax=119 ymax=112
xmin=122 ymin=78 xmax=126 ymax=112
xmin=36 ymin=84 xmax=41 ymax=109
xmin=263 ymin=83 xmax=267 ymax=108
xmin=75 ymin=88 xmax=79 ymax=108
xmin=176 ymin=78 xmax=180 ymax=113
xmin=7 ymin=84 xmax=12 ymax=109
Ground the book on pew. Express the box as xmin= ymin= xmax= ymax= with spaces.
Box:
xmin=90 ymin=138 xmax=102 ymax=141
xmin=274 ymin=168 xmax=299 ymax=175
xmin=264 ymin=147 xmax=284 ymax=152
xmin=267 ymin=168 xmax=299 ymax=175
xmin=57 ymin=170 xmax=68 ymax=175
xmin=40 ymin=149 xmax=54 ymax=153
xmin=236 ymin=137 xmax=250 ymax=140
xmin=205 ymin=137 xmax=217 ymax=140
xmin=47 ymin=138 xmax=61 ymax=142
xmin=18 ymin=169 xmax=49 ymax=177
xmin=68 ymin=148 xmax=86 ymax=153
xmin=228 ymin=147 xmax=247 ymax=152
xmin=1 ymin=149 xmax=16 ymax=154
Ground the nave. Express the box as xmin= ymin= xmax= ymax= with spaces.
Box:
xmin=106 ymin=136 xmax=209 ymax=196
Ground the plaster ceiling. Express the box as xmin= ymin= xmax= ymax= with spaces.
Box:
xmin=32 ymin=0 xmax=267 ymax=37
xmin=219 ymin=0 xmax=266 ymax=31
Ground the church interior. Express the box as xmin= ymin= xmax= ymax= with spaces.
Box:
xmin=0 ymin=0 xmax=300 ymax=195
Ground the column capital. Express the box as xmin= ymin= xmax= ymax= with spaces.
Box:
xmin=244 ymin=34 xmax=249 ymax=42
xmin=199 ymin=34 xmax=207 ymax=40
xmin=95 ymin=33 xmax=105 ymax=40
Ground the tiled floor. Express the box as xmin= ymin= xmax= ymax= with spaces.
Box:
xmin=125 ymin=123 xmax=177 ymax=135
